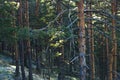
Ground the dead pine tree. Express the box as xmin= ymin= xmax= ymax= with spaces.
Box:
xmin=76 ymin=0 xmax=87 ymax=80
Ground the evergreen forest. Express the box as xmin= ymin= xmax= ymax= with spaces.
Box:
xmin=0 ymin=0 xmax=120 ymax=80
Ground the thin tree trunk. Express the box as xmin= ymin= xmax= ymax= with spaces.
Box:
xmin=105 ymin=22 xmax=109 ymax=80
xmin=35 ymin=0 xmax=40 ymax=17
xmin=24 ymin=0 xmax=33 ymax=80
xmin=12 ymin=2 xmax=19 ymax=77
xmin=111 ymin=0 xmax=117 ymax=79
xmin=18 ymin=0 xmax=26 ymax=79
xmin=14 ymin=27 xmax=20 ymax=77
xmin=56 ymin=0 xmax=62 ymax=24
xmin=56 ymin=0 xmax=65 ymax=80
xmin=76 ymin=0 xmax=87 ymax=80
xmin=19 ymin=40 xmax=26 ymax=80
xmin=102 ymin=36 xmax=106 ymax=80
xmin=36 ymin=40 xmax=41 ymax=73
xmin=87 ymin=1 xmax=95 ymax=80
xmin=108 ymin=53 xmax=113 ymax=80
xmin=108 ymin=0 xmax=117 ymax=80
xmin=35 ymin=0 xmax=41 ymax=73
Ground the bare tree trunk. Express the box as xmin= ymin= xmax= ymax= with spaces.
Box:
xmin=36 ymin=40 xmax=41 ymax=73
xmin=108 ymin=0 xmax=117 ymax=80
xmin=35 ymin=0 xmax=41 ymax=73
xmin=35 ymin=0 xmax=40 ymax=17
xmin=14 ymin=24 xmax=20 ymax=77
xmin=56 ymin=0 xmax=62 ymax=25
xmin=24 ymin=0 xmax=33 ymax=80
xmin=111 ymin=0 xmax=117 ymax=80
xmin=108 ymin=53 xmax=113 ymax=80
xmin=17 ymin=0 xmax=26 ymax=79
xmin=12 ymin=1 xmax=19 ymax=77
xmin=86 ymin=1 xmax=95 ymax=80
xmin=76 ymin=0 xmax=87 ymax=80
xmin=20 ymin=40 xmax=26 ymax=80
xmin=105 ymin=22 xmax=109 ymax=80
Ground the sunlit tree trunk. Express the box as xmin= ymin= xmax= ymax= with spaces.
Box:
xmin=76 ymin=0 xmax=87 ymax=80
xmin=111 ymin=0 xmax=117 ymax=79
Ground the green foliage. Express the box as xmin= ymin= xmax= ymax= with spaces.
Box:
xmin=72 ymin=0 xmax=80 ymax=2
xmin=17 ymin=27 xmax=30 ymax=40
xmin=31 ymin=30 xmax=49 ymax=46
xmin=0 ymin=1 xmax=18 ymax=43
xmin=47 ymin=26 xmax=65 ymax=48
xmin=0 ymin=0 xmax=120 ymax=79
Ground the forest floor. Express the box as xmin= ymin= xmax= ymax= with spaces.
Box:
xmin=0 ymin=54 xmax=15 ymax=80
xmin=0 ymin=54 xmax=50 ymax=80
xmin=0 ymin=54 xmax=78 ymax=80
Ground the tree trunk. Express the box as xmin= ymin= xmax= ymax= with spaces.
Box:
xmin=86 ymin=1 xmax=95 ymax=80
xmin=24 ymin=0 xmax=33 ymax=80
xmin=14 ymin=25 xmax=20 ymax=78
xmin=111 ymin=0 xmax=117 ymax=80
xmin=36 ymin=40 xmax=41 ymax=73
xmin=76 ymin=0 xmax=87 ymax=80
xmin=35 ymin=0 xmax=40 ymax=17
xmin=18 ymin=0 xmax=26 ymax=79
xmin=19 ymin=40 xmax=26 ymax=80
xmin=105 ymin=22 xmax=110 ymax=80
xmin=12 ymin=2 xmax=20 ymax=77
xmin=35 ymin=0 xmax=41 ymax=73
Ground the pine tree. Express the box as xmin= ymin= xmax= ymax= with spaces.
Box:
xmin=76 ymin=0 xmax=87 ymax=80
xmin=24 ymin=0 xmax=33 ymax=80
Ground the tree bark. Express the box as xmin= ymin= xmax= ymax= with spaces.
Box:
xmin=35 ymin=0 xmax=40 ymax=17
xmin=86 ymin=1 xmax=95 ymax=80
xmin=17 ymin=0 xmax=26 ymax=79
xmin=105 ymin=22 xmax=109 ymax=80
xmin=19 ymin=40 xmax=26 ymax=80
xmin=12 ymin=1 xmax=19 ymax=77
xmin=14 ymin=28 xmax=20 ymax=77
xmin=76 ymin=0 xmax=87 ymax=80
xmin=36 ymin=40 xmax=41 ymax=73
xmin=24 ymin=0 xmax=33 ymax=80
xmin=35 ymin=0 xmax=41 ymax=73
xmin=111 ymin=0 xmax=117 ymax=80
